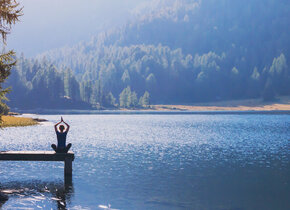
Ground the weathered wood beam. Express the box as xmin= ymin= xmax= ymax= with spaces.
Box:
xmin=0 ymin=151 xmax=75 ymax=177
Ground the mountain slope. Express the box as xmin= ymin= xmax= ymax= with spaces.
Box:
xmin=6 ymin=0 xmax=290 ymax=109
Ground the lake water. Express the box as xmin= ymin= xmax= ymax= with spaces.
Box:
xmin=0 ymin=113 xmax=289 ymax=210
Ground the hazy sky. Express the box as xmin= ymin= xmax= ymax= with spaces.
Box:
xmin=7 ymin=0 xmax=148 ymax=56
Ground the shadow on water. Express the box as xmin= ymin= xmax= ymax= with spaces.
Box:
xmin=0 ymin=177 xmax=74 ymax=209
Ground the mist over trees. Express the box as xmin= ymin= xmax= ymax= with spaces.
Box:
xmin=5 ymin=0 xmax=290 ymax=109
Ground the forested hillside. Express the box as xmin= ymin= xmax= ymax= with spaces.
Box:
xmin=6 ymin=0 xmax=290 ymax=109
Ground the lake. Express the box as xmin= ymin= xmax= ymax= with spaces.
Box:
xmin=0 ymin=113 xmax=289 ymax=209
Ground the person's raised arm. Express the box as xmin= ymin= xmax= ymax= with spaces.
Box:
xmin=54 ymin=120 xmax=62 ymax=132
xmin=62 ymin=119 xmax=70 ymax=132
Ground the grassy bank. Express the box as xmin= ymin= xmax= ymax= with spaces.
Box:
xmin=1 ymin=116 xmax=38 ymax=127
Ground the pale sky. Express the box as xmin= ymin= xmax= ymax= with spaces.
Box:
xmin=7 ymin=0 xmax=148 ymax=56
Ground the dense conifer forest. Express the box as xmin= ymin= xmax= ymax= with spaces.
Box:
xmin=5 ymin=0 xmax=290 ymax=109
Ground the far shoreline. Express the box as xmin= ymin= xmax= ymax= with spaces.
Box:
xmin=152 ymin=96 xmax=290 ymax=112
xmin=10 ymin=97 xmax=290 ymax=115
xmin=12 ymin=109 xmax=290 ymax=116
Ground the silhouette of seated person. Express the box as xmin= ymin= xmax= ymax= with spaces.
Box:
xmin=51 ymin=117 xmax=72 ymax=153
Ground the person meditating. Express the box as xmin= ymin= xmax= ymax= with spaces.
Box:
xmin=52 ymin=117 xmax=72 ymax=153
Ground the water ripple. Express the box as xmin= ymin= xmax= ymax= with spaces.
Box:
xmin=0 ymin=114 xmax=289 ymax=209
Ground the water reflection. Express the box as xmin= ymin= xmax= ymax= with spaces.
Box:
xmin=0 ymin=114 xmax=289 ymax=209
xmin=0 ymin=178 xmax=74 ymax=209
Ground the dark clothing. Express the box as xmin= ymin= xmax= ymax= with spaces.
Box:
xmin=56 ymin=131 xmax=67 ymax=148
xmin=53 ymin=130 xmax=71 ymax=153
xmin=51 ymin=143 xmax=72 ymax=153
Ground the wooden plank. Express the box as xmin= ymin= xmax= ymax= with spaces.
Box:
xmin=64 ymin=158 xmax=73 ymax=177
xmin=0 ymin=151 xmax=74 ymax=161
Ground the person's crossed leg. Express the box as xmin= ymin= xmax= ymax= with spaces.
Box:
xmin=51 ymin=143 xmax=72 ymax=153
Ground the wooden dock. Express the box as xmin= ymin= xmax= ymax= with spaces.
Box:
xmin=0 ymin=151 xmax=75 ymax=177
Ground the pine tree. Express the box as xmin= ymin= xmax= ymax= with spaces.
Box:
xmin=119 ymin=86 xmax=131 ymax=108
xmin=121 ymin=69 xmax=130 ymax=85
xmin=0 ymin=0 xmax=22 ymax=125
xmin=139 ymin=91 xmax=150 ymax=107
xmin=130 ymin=91 xmax=138 ymax=107
xmin=104 ymin=92 xmax=116 ymax=107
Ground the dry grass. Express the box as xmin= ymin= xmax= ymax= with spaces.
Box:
xmin=152 ymin=96 xmax=290 ymax=111
xmin=1 ymin=116 xmax=38 ymax=127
